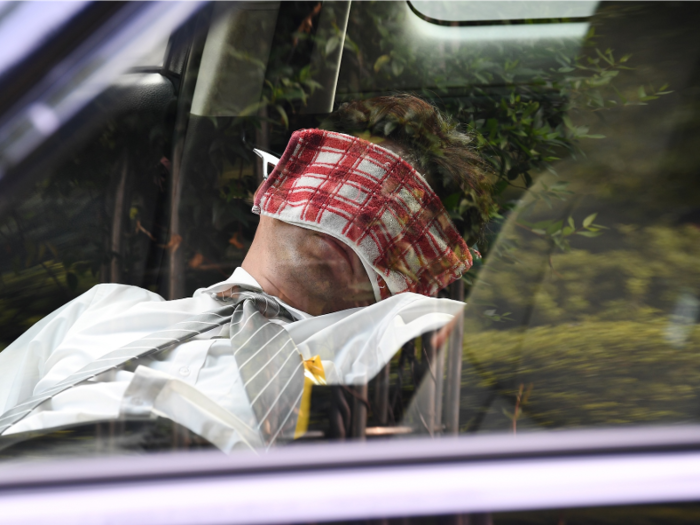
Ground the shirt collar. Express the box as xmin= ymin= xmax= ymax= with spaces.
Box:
xmin=194 ymin=267 xmax=313 ymax=321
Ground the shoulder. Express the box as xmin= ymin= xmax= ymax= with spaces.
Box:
xmin=2 ymin=284 xmax=165 ymax=354
xmin=85 ymin=283 xmax=165 ymax=309
xmin=0 ymin=285 xmax=168 ymax=413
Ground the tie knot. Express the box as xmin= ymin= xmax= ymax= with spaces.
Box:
xmin=216 ymin=286 xmax=293 ymax=321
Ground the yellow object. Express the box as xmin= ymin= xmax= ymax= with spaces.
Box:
xmin=294 ymin=355 xmax=326 ymax=438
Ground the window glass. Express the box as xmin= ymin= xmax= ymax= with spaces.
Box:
xmin=0 ymin=0 xmax=699 ymax=461
xmin=446 ymin=1 xmax=700 ymax=435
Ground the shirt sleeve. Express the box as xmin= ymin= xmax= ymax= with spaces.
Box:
xmin=287 ymin=293 xmax=465 ymax=385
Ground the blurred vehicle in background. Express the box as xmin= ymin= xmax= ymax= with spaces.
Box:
xmin=1 ymin=1 xmax=700 ymax=524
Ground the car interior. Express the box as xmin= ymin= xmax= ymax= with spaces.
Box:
xmin=2 ymin=2 xmax=700 ymax=523
xmin=0 ymin=5 xmax=700 ymax=521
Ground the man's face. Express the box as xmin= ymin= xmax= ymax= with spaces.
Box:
xmin=253 ymin=215 xmax=375 ymax=316
xmin=244 ymin=138 xmax=441 ymax=314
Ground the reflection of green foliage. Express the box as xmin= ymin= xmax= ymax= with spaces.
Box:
xmin=459 ymin=219 xmax=700 ymax=431
xmin=0 ymin=262 xmax=98 ymax=351
xmin=260 ymin=66 xmax=322 ymax=127
xmin=239 ymin=62 xmax=323 ymax=125
xmin=462 ymin=318 xmax=700 ymax=430
xmin=468 ymin=222 xmax=700 ymax=329
xmin=0 ymin=110 xmax=171 ymax=348
xmin=342 ymin=3 xmax=668 ymax=171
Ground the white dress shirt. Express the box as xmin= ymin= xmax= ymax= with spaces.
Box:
xmin=0 ymin=268 xmax=464 ymax=451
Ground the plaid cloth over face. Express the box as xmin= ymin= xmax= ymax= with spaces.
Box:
xmin=253 ymin=129 xmax=472 ymax=298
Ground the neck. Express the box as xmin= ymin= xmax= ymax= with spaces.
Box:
xmin=241 ymin=237 xmax=317 ymax=316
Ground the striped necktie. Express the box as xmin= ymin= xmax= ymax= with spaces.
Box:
xmin=0 ymin=288 xmax=305 ymax=447
xmin=222 ymin=287 xmax=306 ymax=447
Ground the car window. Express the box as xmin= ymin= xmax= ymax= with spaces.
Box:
xmin=437 ymin=1 xmax=700 ymax=435
xmin=0 ymin=0 xmax=699 ymax=461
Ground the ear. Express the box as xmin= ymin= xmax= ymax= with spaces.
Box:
xmin=251 ymin=181 xmax=266 ymax=216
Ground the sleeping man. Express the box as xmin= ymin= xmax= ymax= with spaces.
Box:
xmin=0 ymin=95 xmax=493 ymax=452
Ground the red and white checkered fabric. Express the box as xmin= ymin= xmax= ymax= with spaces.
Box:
xmin=253 ymin=129 xmax=472 ymax=298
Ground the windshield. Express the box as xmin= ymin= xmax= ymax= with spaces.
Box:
xmin=0 ymin=1 xmax=699 ymax=459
